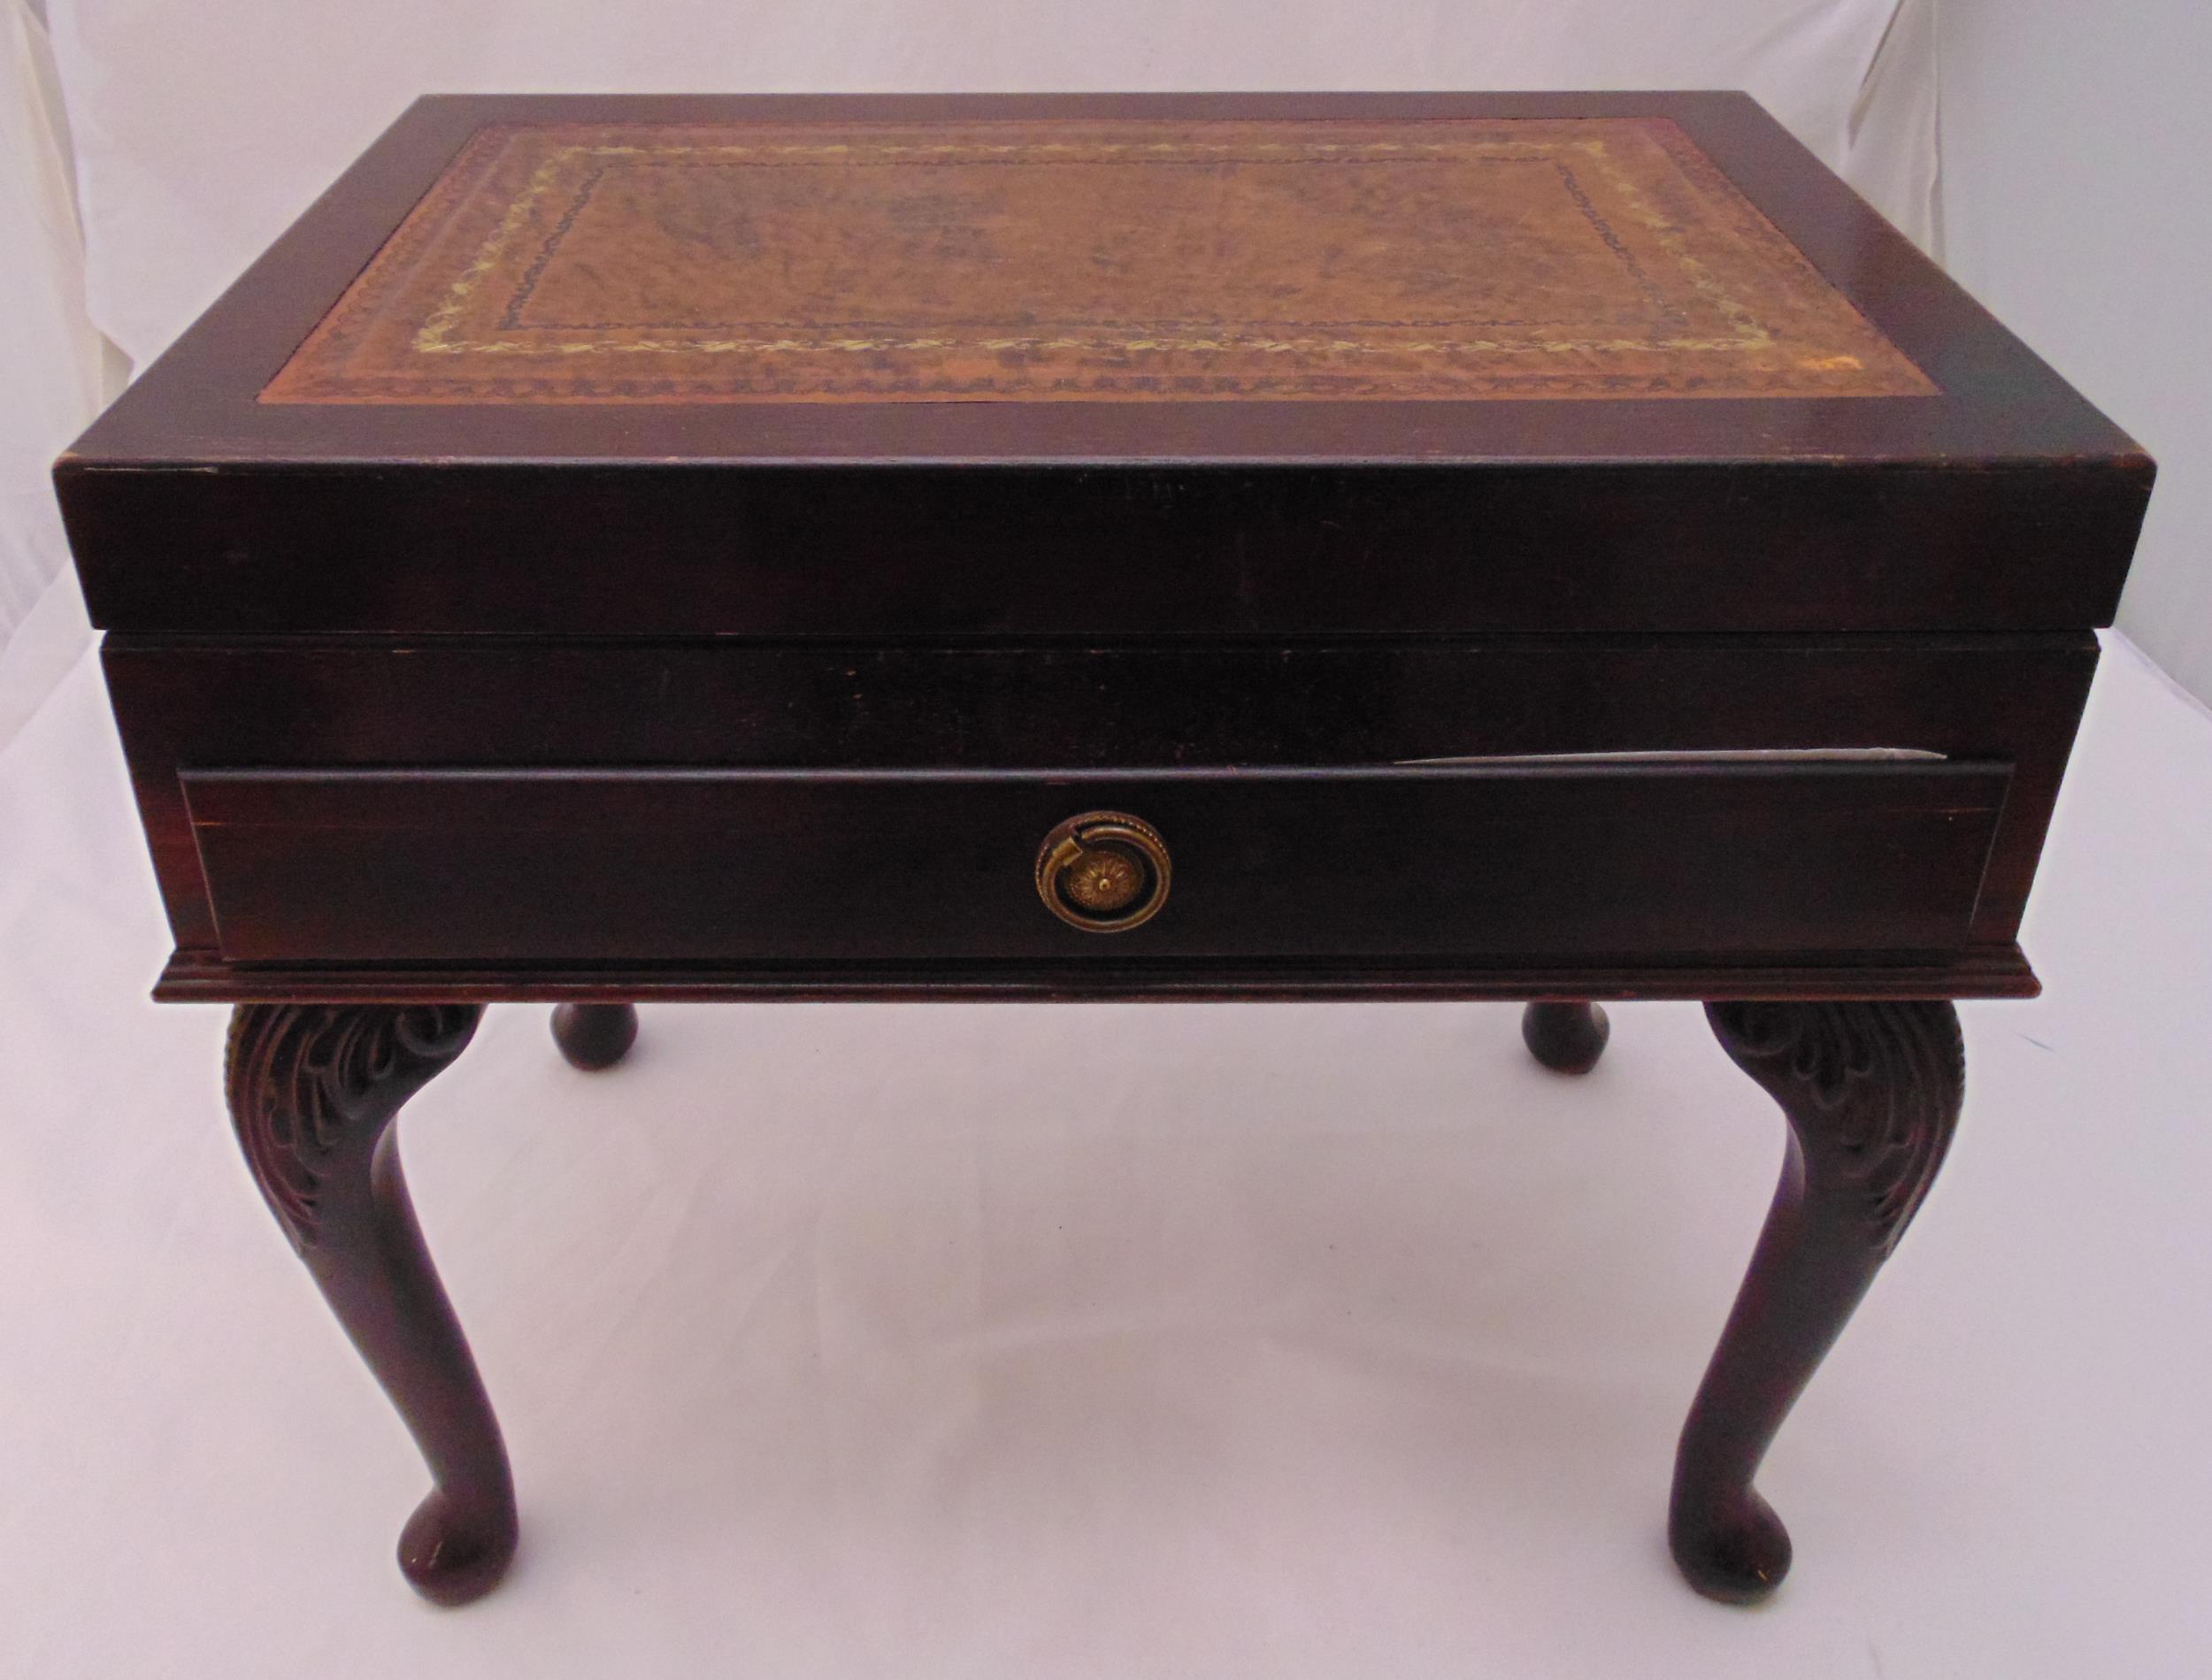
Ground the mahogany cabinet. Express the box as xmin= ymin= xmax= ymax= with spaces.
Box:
xmin=57 ymin=91 xmax=2149 ymax=1608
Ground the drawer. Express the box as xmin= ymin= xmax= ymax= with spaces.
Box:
xmin=108 ymin=636 xmax=2093 ymax=963
xmin=182 ymin=760 xmax=2010 ymax=966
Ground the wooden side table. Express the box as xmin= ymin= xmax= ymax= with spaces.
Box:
xmin=56 ymin=91 xmax=2150 ymax=1608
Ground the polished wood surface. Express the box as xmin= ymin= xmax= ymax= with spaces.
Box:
xmin=1676 ymin=999 xmax=1965 ymax=1603
xmin=179 ymin=759 xmax=2009 ymax=965
xmin=549 ymin=1001 xmax=638 ymax=1070
xmin=58 ymin=93 xmax=2149 ymax=639
xmin=102 ymin=635 xmax=2096 ymax=978
xmin=1522 ymin=1001 xmax=1611 ymax=1074
xmin=225 ymin=1003 xmax=513 ymax=1606
xmin=152 ymin=948 xmax=2043 ymax=1005
xmin=260 ymin=116 xmax=1932 ymax=405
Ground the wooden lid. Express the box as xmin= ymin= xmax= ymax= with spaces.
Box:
xmin=58 ymin=93 xmax=2149 ymax=636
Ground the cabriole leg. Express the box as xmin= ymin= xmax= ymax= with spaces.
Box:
xmin=1671 ymin=999 xmax=1963 ymax=1603
xmin=226 ymin=1003 xmax=514 ymax=1607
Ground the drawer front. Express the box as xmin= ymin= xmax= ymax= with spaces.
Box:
xmin=183 ymin=762 xmax=2009 ymax=965
xmin=107 ymin=637 xmax=2095 ymax=964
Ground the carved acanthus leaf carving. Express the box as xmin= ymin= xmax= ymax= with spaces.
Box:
xmin=1704 ymin=1000 xmax=1963 ymax=1254
xmin=225 ymin=1004 xmax=481 ymax=1248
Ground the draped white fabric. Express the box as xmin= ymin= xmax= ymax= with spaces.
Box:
xmin=0 ymin=2 xmax=108 ymax=656
xmin=1939 ymin=0 xmax=2212 ymax=731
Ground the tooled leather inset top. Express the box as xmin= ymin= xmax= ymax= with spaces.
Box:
xmin=261 ymin=118 xmax=1934 ymax=404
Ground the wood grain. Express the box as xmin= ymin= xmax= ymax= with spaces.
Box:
xmin=100 ymin=634 xmax=2097 ymax=958
xmin=179 ymin=759 xmax=2010 ymax=964
xmin=225 ymin=1003 xmax=513 ymax=1606
xmin=155 ymin=948 xmax=2043 ymax=1005
xmin=1674 ymin=999 xmax=1966 ymax=1602
xmin=55 ymin=94 xmax=2152 ymax=641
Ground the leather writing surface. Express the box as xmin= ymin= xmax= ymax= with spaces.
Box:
xmin=262 ymin=117 xmax=1933 ymax=404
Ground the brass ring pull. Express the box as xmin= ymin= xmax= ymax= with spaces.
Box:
xmin=1035 ymin=811 xmax=1171 ymax=933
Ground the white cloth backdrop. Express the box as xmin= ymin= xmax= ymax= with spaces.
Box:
xmin=1939 ymin=0 xmax=2212 ymax=725
xmin=0 ymin=0 xmax=109 ymax=659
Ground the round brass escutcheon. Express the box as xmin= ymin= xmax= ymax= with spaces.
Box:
xmin=1035 ymin=811 xmax=1171 ymax=933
